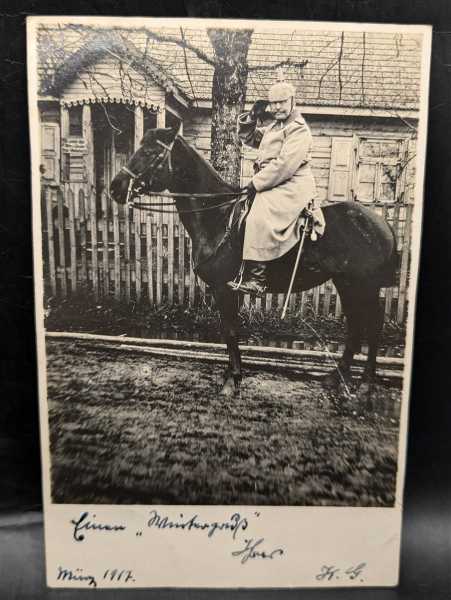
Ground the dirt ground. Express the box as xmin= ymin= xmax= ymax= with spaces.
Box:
xmin=46 ymin=339 xmax=401 ymax=506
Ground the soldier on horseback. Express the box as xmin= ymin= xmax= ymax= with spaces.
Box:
xmin=227 ymin=81 xmax=318 ymax=296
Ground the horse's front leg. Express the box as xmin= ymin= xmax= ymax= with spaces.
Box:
xmin=214 ymin=286 xmax=242 ymax=397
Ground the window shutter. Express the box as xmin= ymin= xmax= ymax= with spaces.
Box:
xmin=327 ymin=137 xmax=353 ymax=201
xmin=40 ymin=122 xmax=60 ymax=184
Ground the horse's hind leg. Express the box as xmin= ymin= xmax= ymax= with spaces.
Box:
xmin=214 ymin=286 xmax=242 ymax=397
xmin=360 ymin=285 xmax=384 ymax=398
xmin=324 ymin=278 xmax=364 ymax=389
xmin=338 ymin=280 xmax=383 ymax=399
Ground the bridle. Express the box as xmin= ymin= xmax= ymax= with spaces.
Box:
xmin=120 ymin=136 xmax=179 ymax=205
xmin=118 ymin=131 xmax=248 ymax=214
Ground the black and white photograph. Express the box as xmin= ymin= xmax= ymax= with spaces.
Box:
xmin=30 ymin=17 xmax=430 ymax=515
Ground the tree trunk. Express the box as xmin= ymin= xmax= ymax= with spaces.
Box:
xmin=207 ymin=29 xmax=253 ymax=186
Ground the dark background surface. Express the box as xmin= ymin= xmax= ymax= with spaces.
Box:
xmin=0 ymin=1 xmax=450 ymax=598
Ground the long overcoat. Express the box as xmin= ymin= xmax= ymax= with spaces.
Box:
xmin=238 ymin=108 xmax=317 ymax=261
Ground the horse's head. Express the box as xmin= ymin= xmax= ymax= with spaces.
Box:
xmin=110 ymin=126 xmax=178 ymax=204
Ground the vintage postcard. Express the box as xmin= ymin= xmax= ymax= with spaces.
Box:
xmin=28 ymin=16 xmax=431 ymax=588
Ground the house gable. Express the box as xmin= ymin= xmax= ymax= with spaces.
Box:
xmin=59 ymin=53 xmax=165 ymax=110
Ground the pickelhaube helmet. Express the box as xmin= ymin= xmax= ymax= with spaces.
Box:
xmin=268 ymin=81 xmax=296 ymax=102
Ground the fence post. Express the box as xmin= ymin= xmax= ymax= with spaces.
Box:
xmin=112 ymin=193 xmax=121 ymax=300
xmin=188 ymin=238 xmax=196 ymax=306
xmin=397 ymin=203 xmax=412 ymax=323
xmin=156 ymin=206 xmax=163 ymax=305
xmin=89 ymin=188 xmax=99 ymax=301
xmin=146 ymin=209 xmax=153 ymax=304
xmin=383 ymin=204 xmax=394 ymax=320
xmin=334 ymin=290 xmax=342 ymax=318
xmin=178 ymin=222 xmax=185 ymax=305
xmin=79 ymin=189 xmax=88 ymax=287
xmin=56 ymin=187 xmax=67 ymax=297
xmin=67 ymin=185 xmax=77 ymax=294
xmin=134 ymin=205 xmax=142 ymax=302
xmin=323 ymin=282 xmax=332 ymax=317
xmin=167 ymin=209 xmax=174 ymax=305
xmin=44 ymin=186 xmax=57 ymax=296
xmin=101 ymin=189 xmax=109 ymax=298
xmin=124 ymin=202 xmax=131 ymax=302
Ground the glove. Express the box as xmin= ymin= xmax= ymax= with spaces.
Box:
xmin=250 ymin=99 xmax=270 ymax=121
xmin=247 ymin=181 xmax=257 ymax=197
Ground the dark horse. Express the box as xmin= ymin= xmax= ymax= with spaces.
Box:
xmin=110 ymin=127 xmax=397 ymax=397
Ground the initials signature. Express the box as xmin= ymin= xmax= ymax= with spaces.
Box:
xmin=316 ymin=562 xmax=367 ymax=583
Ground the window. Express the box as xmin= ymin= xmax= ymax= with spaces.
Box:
xmin=68 ymin=105 xmax=83 ymax=137
xmin=328 ymin=135 xmax=410 ymax=204
xmin=353 ymin=137 xmax=408 ymax=204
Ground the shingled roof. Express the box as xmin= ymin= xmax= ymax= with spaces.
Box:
xmin=39 ymin=29 xmax=190 ymax=104
xmin=38 ymin=25 xmax=422 ymax=111
xmin=140 ymin=28 xmax=421 ymax=110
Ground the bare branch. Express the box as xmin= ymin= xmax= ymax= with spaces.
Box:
xmin=248 ymin=57 xmax=308 ymax=72
xmin=338 ymin=31 xmax=344 ymax=102
xmin=142 ymin=29 xmax=216 ymax=66
xmin=180 ymin=27 xmax=198 ymax=106
xmin=361 ymin=32 xmax=366 ymax=105
xmin=317 ymin=57 xmax=340 ymax=100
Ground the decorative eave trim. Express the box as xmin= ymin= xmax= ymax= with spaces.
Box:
xmin=59 ymin=97 xmax=162 ymax=112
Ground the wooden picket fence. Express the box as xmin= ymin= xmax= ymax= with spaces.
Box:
xmin=41 ymin=183 xmax=413 ymax=323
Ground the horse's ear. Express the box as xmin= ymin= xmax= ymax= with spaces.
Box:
xmin=141 ymin=129 xmax=155 ymax=146
xmin=160 ymin=126 xmax=178 ymax=143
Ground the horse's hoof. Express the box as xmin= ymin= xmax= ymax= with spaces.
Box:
xmin=359 ymin=380 xmax=373 ymax=397
xmin=219 ymin=377 xmax=239 ymax=398
xmin=322 ymin=368 xmax=350 ymax=389
xmin=358 ymin=380 xmax=376 ymax=411
xmin=321 ymin=370 xmax=340 ymax=388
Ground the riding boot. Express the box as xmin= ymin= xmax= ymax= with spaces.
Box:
xmin=227 ymin=260 xmax=268 ymax=297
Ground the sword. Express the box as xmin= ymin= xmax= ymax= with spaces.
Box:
xmin=281 ymin=210 xmax=311 ymax=320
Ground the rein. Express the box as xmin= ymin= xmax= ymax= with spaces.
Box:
xmin=120 ymin=131 xmax=248 ymax=214
xmin=130 ymin=192 xmax=247 ymax=214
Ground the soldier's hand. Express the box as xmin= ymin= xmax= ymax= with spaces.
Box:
xmin=250 ymin=99 xmax=270 ymax=120
xmin=246 ymin=180 xmax=257 ymax=198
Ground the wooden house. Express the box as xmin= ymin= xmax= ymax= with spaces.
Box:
xmin=36 ymin=26 xmax=421 ymax=320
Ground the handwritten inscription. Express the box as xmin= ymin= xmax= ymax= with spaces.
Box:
xmin=57 ymin=566 xmax=97 ymax=588
xmin=71 ymin=512 xmax=127 ymax=542
xmin=316 ymin=562 xmax=367 ymax=583
xmin=147 ymin=510 xmax=249 ymax=540
xmin=232 ymin=538 xmax=285 ymax=564
xmin=57 ymin=567 xmax=135 ymax=588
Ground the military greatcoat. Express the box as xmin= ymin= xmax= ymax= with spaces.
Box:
xmin=238 ymin=108 xmax=317 ymax=261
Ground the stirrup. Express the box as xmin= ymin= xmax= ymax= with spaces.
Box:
xmin=232 ymin=281 xmax=267 ymax=297
xmin=227 ymin=261 xmax=245 ymax=290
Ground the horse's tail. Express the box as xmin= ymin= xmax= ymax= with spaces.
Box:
xmin=378 ymin=222 xmax=399 ymax=287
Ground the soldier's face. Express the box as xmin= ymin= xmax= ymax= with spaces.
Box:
xmin=268 ymin=96 xmax=293 ymax=121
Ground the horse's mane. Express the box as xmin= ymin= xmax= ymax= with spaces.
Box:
xmin=175 ymin=135 xmax=238 ymax=192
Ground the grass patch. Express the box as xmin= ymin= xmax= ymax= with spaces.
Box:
xmin=44 ymin=293 xmax=406 ymax=348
